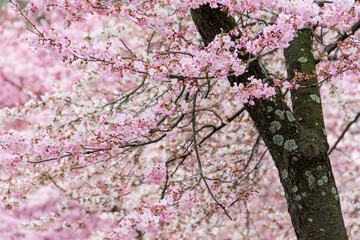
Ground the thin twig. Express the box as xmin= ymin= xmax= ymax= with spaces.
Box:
xmin=328 ymin=111 xmax=360 ymax=155
xmin=10 ymin=0 xmax=42 ymax=36
xmin=191 ymin=89 xmax=233 ymax=220
xmin=27 ymin=153 xmax=73 ymax=164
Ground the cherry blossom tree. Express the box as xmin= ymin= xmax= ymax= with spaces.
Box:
xmin=1 ymin=0 xmax=360 ymax=239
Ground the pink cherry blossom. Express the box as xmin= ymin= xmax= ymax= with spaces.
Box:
xmin=1 ymin=0 xmax=360 ymax=239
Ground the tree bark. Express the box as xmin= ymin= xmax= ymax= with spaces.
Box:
xmin=191 ymin=4 xmax=348 ymax=239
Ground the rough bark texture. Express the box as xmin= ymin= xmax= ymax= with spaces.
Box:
xmin=191 ymin=4 xmax=348 ymax=239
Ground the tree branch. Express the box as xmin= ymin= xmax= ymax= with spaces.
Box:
xmin=328 ymin=111 xmax=360 ymax=155
xmin=325 ymin=19 xmax=360 ymax=55
xmin=191 ymin=89 xmax=232 ymax=220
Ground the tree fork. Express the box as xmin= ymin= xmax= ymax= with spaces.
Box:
xmin=191 ymin=4 xmax=348 ymax=239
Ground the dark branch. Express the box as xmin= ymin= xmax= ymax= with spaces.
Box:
xmin=328 ymin=111 xmax=360 ymax=155
xmin=325 ymin=20 xmax=360 ymax=55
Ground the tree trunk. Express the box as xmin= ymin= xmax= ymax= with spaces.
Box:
xmin=191 ymin=4 xmax=348 ymax=239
